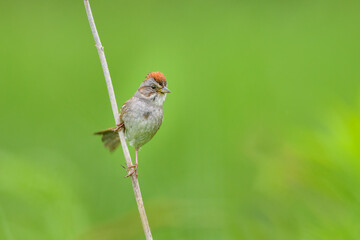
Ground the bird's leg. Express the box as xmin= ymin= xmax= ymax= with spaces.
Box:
xmin=125 ymin=149 xmax=139 ymax=178
xmin=113 ymin=122 xmax=124 ymax=132
xmin=135 ymin=149 xmax=139 ymax=167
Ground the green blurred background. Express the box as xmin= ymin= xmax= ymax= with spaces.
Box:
xmin=0 ymin=0 xmax=360 ymax=239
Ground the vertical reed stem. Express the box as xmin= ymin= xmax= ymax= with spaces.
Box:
xmin=84 ymin=1 xmax=153 ymax=239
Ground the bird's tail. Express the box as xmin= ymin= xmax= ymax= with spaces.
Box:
xmin=94 ymin=127 xmax=121 ymax=152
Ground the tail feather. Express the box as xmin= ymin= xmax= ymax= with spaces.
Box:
xmin=94 ymin=127 xmax=121 ymax=152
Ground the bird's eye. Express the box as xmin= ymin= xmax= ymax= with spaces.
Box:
xmin=151 ymin=85 xmax=156 ymax=89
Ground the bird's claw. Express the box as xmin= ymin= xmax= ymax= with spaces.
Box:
xmin=113 ymin=122 xmax=124 ymax=132
xmin=125 ymin=164 xmax=138 ymax=178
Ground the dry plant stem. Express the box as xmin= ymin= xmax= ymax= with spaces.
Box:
xmin=84 ymin=1 xmax=153 ymax=239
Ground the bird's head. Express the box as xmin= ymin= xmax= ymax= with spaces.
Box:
xmin=136 ymin=72 xmax=171 ymax=105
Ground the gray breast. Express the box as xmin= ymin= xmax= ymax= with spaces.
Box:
xmin=123 ymin=101 xmax=163 ymax=149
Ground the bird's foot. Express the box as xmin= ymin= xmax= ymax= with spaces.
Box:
xmin=113 ymin=122 xmax=124 ymax=132
xmin=125 ymin=163 xmax=138 ymax=178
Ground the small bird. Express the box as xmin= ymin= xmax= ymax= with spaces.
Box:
xmin=95 ymin=72 xmax=171 ymax=177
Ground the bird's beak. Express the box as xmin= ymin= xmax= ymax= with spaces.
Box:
xmin=160 ymin=87 xmax=171 ymax=93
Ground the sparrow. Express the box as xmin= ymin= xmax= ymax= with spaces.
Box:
xmin=95 ymin=72 xmax=171 ymax=177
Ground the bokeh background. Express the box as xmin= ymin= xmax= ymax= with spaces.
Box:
xmin=1 ymin=0 xmax=360 ymax=239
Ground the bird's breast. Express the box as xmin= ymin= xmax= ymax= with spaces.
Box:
xmin=122 ymin=101 xmax=163 ymax=149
